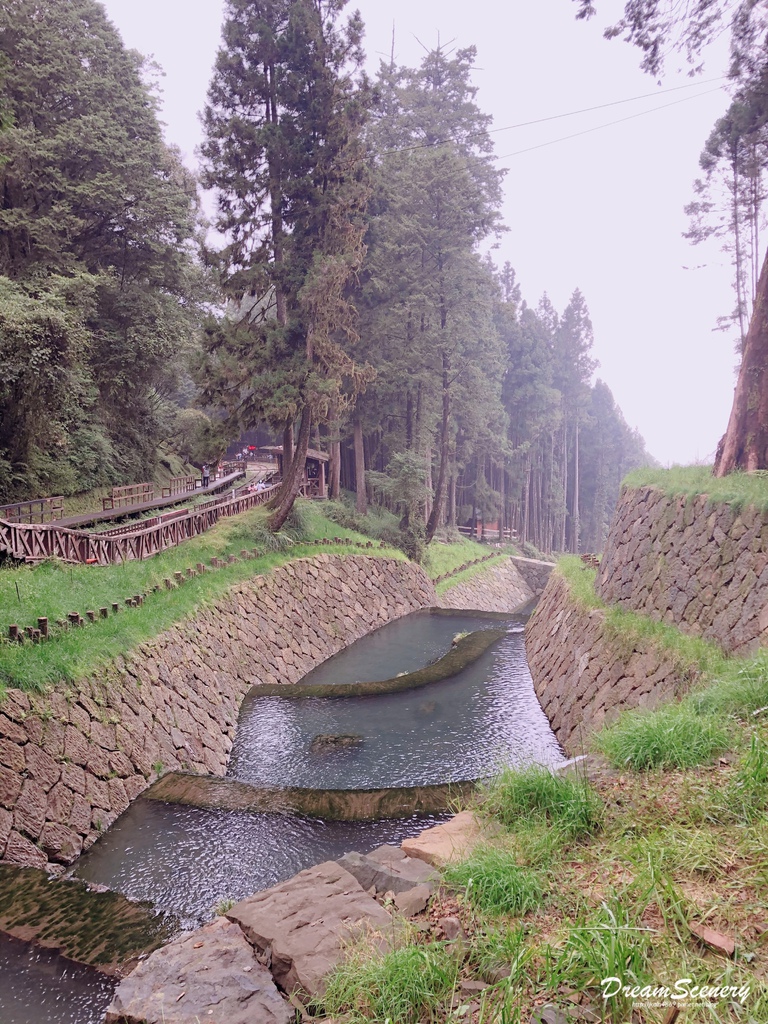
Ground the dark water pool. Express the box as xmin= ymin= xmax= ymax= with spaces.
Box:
xmin=0 ymin=934 xmax=115 ymax=1024
xmin=74 ymin=802 xmax=445 ymax=923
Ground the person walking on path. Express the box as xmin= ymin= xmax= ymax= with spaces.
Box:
xmin=201 ymin=464 xmax=210 ymax=488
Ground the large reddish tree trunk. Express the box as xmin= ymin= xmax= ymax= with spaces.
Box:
xmin=715 ymin=248 xmax=768 ymax=476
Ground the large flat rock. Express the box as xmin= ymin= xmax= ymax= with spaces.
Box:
xmin=400 ymin=810 xmax=493 ymax=867
xmin=227 ymin=860 xmax=393 ymax=998
xmin=337 ymin=844 xmax=437 ymax=894
xmin=104 ymin=917 xmax=292 ymax=1024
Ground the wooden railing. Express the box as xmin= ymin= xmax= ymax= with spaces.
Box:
xmin=0 ymin=497 xmax=64 ymax=524
xmin=102 ymin=483 xmax=154 ymax=511
xmin=162 ymin=476 xmax=199 ymax=497
xmin=0 ymin=485 xmax=280 ymax=565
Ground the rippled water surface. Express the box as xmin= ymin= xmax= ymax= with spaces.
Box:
xmin=0 ymin=934 xmax=115 ymax=1024
xmin=75 ymin=802 xmax=446 ymax=921
xmin=297 ymin=609 xmax=510 ymax=685
xmin=230 ymin=621 xmax=563 ymax=790
xmin=15 ymin=607 xmax=562 ymax=1023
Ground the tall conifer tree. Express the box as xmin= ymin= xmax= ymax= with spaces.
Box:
xmin=201 ymin=0 xmax=372 ymax=529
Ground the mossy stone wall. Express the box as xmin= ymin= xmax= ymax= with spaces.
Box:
xmin=526 ymin=571 xmax=698 ymax=754
xmin=597 ymin=485 xmax=768 ymax=655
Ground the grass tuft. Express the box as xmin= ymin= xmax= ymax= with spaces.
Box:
xmin=549 ymin=898 xmax=654 ymax=1024
xmin=444 ymin=846 xmax=545 ymax=917
xmin=726 ymin=731 xmax=768 ymax=823
xmin=483 ymin=764 xmax=603 ymax=842
xmin=321 ymin=939 xmax=461 ymax=1024
xmin=595 ymin=702 xmax=731 ymax=770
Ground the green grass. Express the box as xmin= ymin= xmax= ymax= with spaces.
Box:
xmin=321 ymin=940 xmax=461 ymax=1024
xmin=482 ymin=764 xmax=603 ymax=842
xmin=596 ymin=702 xmax=732 ymax=771
xmin=726 ymin=732 xmax=768 ymax=823
xmin=690 ymin=650 xmax=768 ymax=718
xmin=444 ymin=846 xmax=545 ymax=916
xmin=548 ymin=899 xmax=654 ymax=1024
xmin=424 ymin=538 xmax=490 ymax=579
xmin=623 ymin=464 xmax=768 ymax=514
xmin=0 ymin=502 xmax=402 ymax=693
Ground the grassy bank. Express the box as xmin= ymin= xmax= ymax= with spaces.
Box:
xmin=623 ymin=464 xmax=768 ymax=514
xmin=318 ymin=560 xmax=768 ymax=1023
xmin=0 ymin=503 xmax=405 ymax=693
xmin=0 ymin=502 xmax=498 ymax=695
xmin=557 ymin=555 xmax=729 ymax=680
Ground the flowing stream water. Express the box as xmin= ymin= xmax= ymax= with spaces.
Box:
xmin=5 ymin=606 xmax=563 ymax=1023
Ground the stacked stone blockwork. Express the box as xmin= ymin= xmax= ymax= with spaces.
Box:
xmin=0 ymin=556 xmax=435 ymax=870
xmin=526 ymin=572 xmax=700 ymax=755
xmin=597 ymin=486 xmax=768 ymax=655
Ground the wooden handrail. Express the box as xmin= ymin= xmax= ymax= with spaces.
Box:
xmin=0 ymin=484 xmax=280 ymax=565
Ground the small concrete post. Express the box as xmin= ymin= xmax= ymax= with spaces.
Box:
xmin=37 ymin=617 xmax=48 ymax=638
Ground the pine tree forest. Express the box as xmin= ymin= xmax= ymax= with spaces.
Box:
xmin=0 ymin=0 xmax=656 ymax=555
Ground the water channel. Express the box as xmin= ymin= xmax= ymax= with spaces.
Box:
xmin=4 ymin=606 xmax=563 ymax=1023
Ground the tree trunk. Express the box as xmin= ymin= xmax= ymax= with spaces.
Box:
xmin=715 ymin=246 xmax=768 ymax=475
xmin=559 ymin=419 xmax=568 ymax=552
xmin=353 ymin=416 xmax=367 ymax=514
xmin=425 ymin=356 xmax=451 ymax=543
xmin=282 ymin=419 xmax=294 ymax=479
xmin=572 ymin=416 xmax=580 ymax=553
xmin=328 ymin=405 xmax=341 ymax=499
xmin=268 ymin=405 xmax=311 ymax=530
xmin=447 ymin=457 xmax=457 ymax=528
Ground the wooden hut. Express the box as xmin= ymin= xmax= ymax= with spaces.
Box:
xmin=260 ymin=446 xmax=329 ymax=499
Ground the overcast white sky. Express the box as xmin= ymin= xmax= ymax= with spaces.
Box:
xmin=100 ymin=0 xmax=739 ymax=466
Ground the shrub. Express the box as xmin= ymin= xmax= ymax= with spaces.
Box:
xmin=596 ymin=702 xmax=731 ymax=770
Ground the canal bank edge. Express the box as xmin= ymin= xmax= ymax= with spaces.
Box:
xmin=0 ymin=552 xmax=549 ymax=871
xmin=525 ymin=568 xmax=702 ymax=755
xmin=525 ymin=479 xmax=768 ymax=755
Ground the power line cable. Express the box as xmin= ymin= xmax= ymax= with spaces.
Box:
xmin=385 ymin=76 xmax=726 ymax=154
xmin=494 ymin=87 xmax=723 ymax=159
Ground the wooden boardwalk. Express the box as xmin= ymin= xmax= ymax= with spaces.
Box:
xmin=55 ymin=470 xmax=246 ymax=530
xmin=0 ymin=471 xmax=285 ymax=566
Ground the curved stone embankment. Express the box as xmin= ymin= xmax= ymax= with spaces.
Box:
xmin=438 ymin=555 xmax=553 ymax=612
xmin=597 ymin=485 xmax=768 ymax=655
xmin=0 ymin=555 xmax=435 ymax=870
xmin=526 ymin=570 xmax=700 ymax=755
xmin=245 ymin=625 xmax=506 ymax=698
xmin=144 ymin=772 xmax=477 ymax=821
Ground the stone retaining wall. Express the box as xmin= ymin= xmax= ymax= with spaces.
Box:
xmin=0 ymin=555 xmax=435 ymax=870
xmin=438 ymin=556 xmax=552 ymax=613
xmin=526 ymin=570 xmax=699 ymax=755
xmin=597 ymin=485 xmax=768 ymax=655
